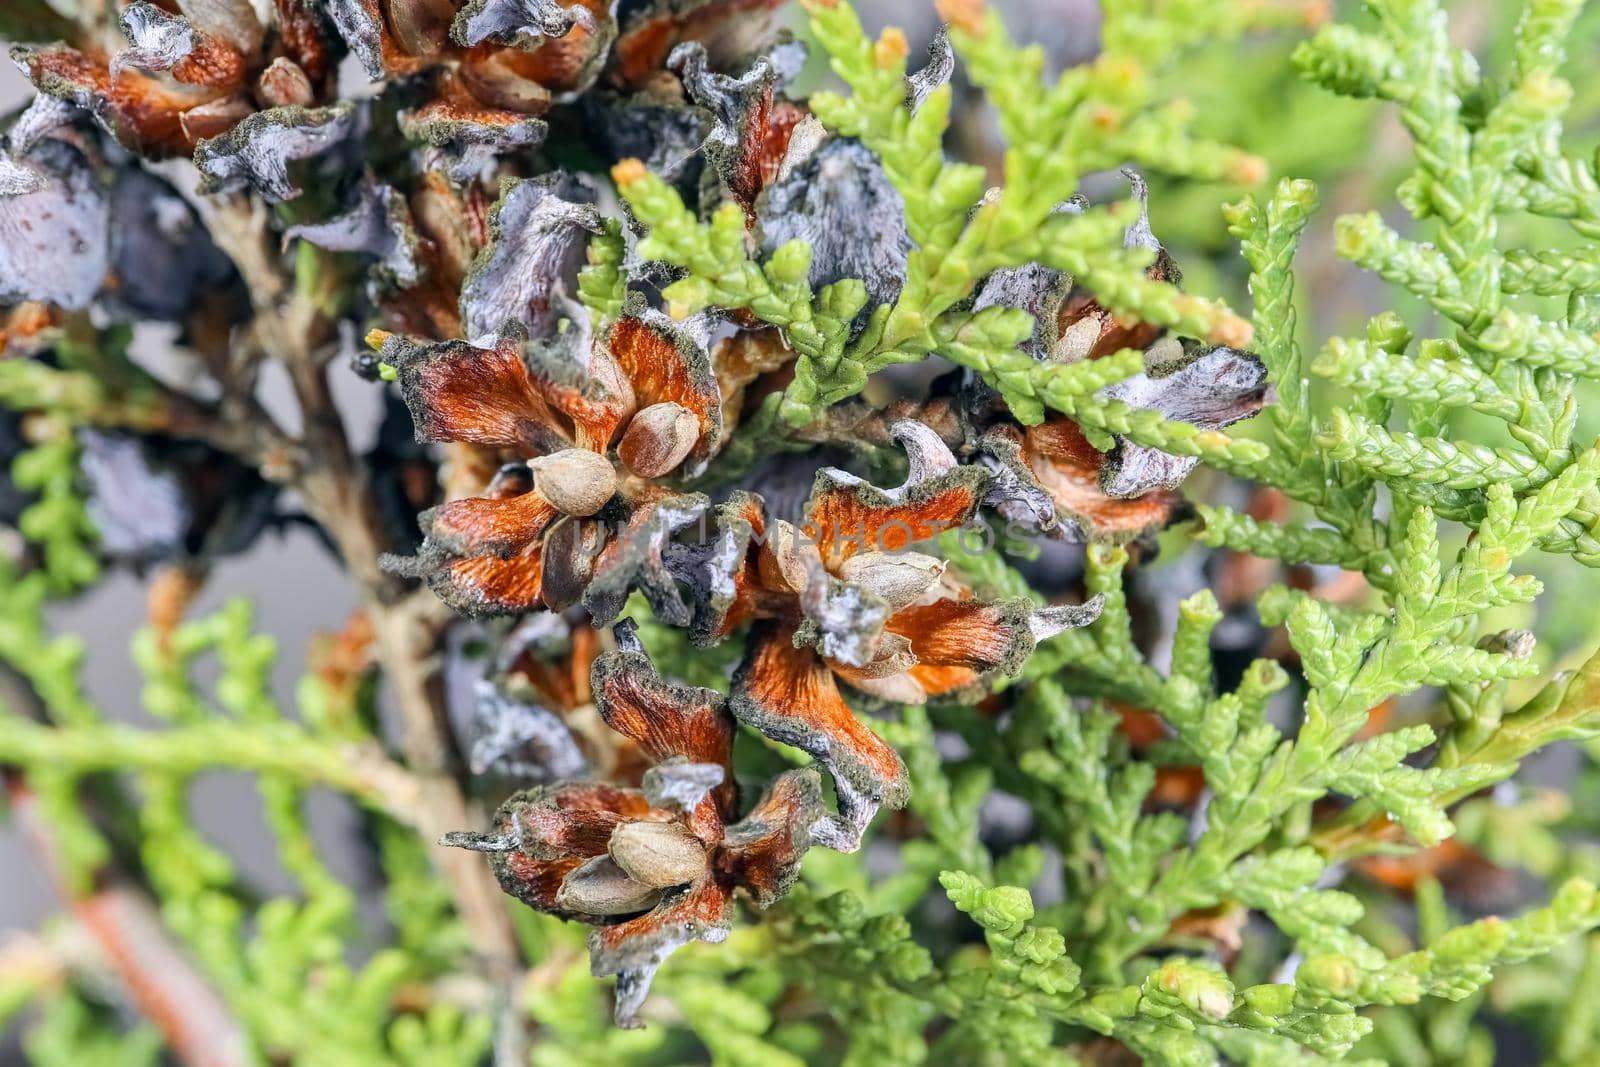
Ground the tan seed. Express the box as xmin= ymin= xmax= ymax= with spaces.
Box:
xmin=554 ymin=856 xmax=660 ymax=916
xmin=618 ymin=402 xmax=701 ymax=478
xmin=767 ymin=520 xmax=824 ymax=594
xmin=837 ymin=551 xmax=946 ymax=610
xmin=256 ymin=57 xmax=313 ymax=108
xmin=528 ymin=448 xmax=616 ymax=516
xmin=608 ymin=820 xmax=708 ymax=889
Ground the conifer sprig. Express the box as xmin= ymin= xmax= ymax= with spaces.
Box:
xmin=618 ymin=0 xmax=1263 ymax=436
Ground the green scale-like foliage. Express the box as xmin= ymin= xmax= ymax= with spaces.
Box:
xmin=10 ymin=0 xmax=1600 ymax=1065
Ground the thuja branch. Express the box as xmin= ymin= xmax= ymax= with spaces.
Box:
xmin=0 ymin=718 xmax=422 ymax=822
xmin=615 ymin=0 xmax=1257 ymax=441
xmin=616 ymin=166 xmax=1260 ymax=477
xmin=3 ymin=780 xmax=254 ymax=1067
xmin=9 ymin=0 xmax=1600 ymax=1059
xmin=139 ymin=189 xmax=521 ymax=973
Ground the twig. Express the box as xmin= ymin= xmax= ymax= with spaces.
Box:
xmin=199 ymin=194 xmax=522 ymax=975
xmin=22 ymin=178 xmax=524 ymax=977
xmin=0 ymin=717 xmax=425 ymax=822
xmin=6 ymin=779 xmax=253 ymax=1067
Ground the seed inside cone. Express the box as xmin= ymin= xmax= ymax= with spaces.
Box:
xmin=608 ymin=820 xmax=709 ymax=888
xmin=618 ymin=402 xmax=700 ymax=478
xmin=528 ymin=448 xmax=616 ymax=516
xmin=837 ymin=551 xmax=946 ymax=610
xmin=554 ymin=855 xmax=661 ymax=915
xmin=257 ymin=57 xmax=314 ymax=108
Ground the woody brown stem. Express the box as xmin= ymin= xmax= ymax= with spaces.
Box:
xmin=2 ymin=701 xmax=251 ymax=1067
xmin=197 ymin=196 xmax=523 ymax=976
xmin=16 ymin=187 xmax=522 ymax=980
xmin=0 ymin=905 xmax=248 ymax=1067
